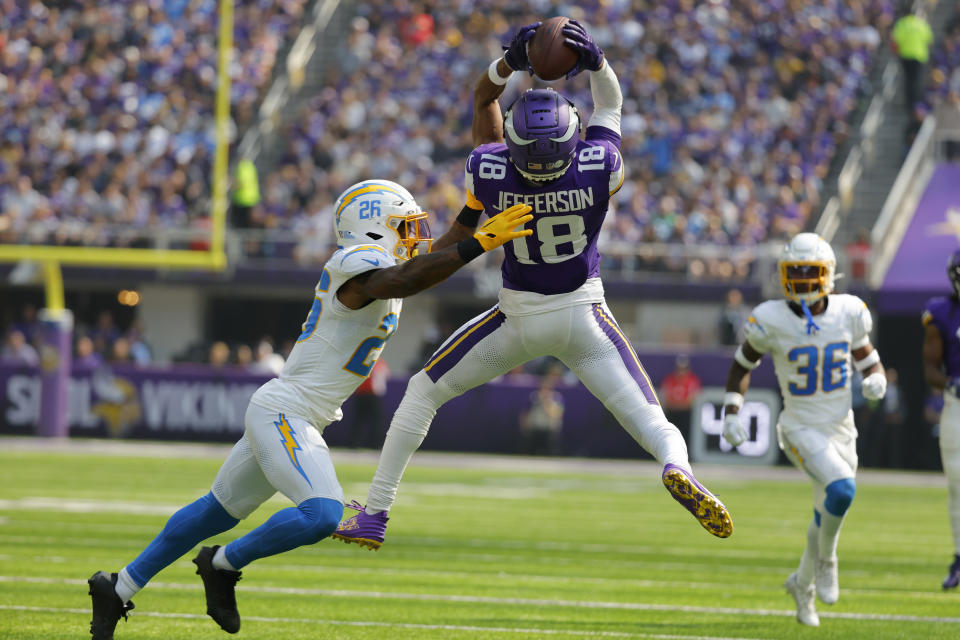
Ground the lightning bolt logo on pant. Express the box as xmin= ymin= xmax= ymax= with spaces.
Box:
xmin=275 ymin=413 xmax=312 ymax=487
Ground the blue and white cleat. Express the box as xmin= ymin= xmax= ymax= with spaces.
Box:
xmin=661 ymin=463 xmax=733 ymax=538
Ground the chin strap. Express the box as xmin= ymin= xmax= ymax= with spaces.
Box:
xmin=800 ymin=299 xmax=820 ymax=335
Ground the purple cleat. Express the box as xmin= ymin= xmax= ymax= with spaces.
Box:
xmin=661 ymin=463 xmax=733 ymax=538
xmin=331 ymin=500 xmax=389 ymax=550
xmin=943 ymin=554 xmax=960 ymax=589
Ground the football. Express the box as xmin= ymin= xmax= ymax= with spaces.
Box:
xmin=527 ymin=16 xmax=579 ymax=81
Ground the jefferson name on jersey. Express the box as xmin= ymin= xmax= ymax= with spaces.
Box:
xmin=496 ymin=187 xmax=596 ymax=214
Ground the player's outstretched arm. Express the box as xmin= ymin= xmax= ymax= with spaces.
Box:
xmin=431 ymin=206 xmax=485 ymax=252
xmin=563 ymin=20 xmax=622 ymax=140
xmin=473 ymin=23 xmax=539 ymax=146
xmin=722 ymin=341 xmax=763 ymax=446
xmin=337 ymin=204 xmax=532 ymax=308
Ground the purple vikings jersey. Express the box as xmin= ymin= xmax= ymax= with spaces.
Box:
xmin=464 ymin=127 xmax=625 ymax=295
xmin=923 ymin=296 xmax=960 ymax=377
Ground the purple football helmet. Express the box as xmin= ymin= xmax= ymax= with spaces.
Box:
xmin=948 ymin=250 xmax=960 ymax=297
xmin=503 ymin=89 xmax=581 ymax=183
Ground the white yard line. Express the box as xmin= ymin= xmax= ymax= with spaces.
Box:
xmin=1 ymin=576 xmax=958 ymax=624
xmin=0 ymin=604 xmax=767 ymax=640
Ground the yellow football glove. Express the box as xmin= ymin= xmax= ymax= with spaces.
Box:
xmin=474 ymin=204 xmax=533 ymax=252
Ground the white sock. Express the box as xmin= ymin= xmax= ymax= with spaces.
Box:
xmin=114 ymin=568 xmax=140 ymax=604
xmin=797 ymin=518 xmax=819 ymax=586
xmin=611 ymin=401 xmax=690 ymax=471
xmin=366 ymin=426 xmax=428 ymax=513
xmin=818 ymin=511 xmax=845 ymax=560
xmin=365 ymin=506 xmax=385 ymax=515
xmin=366 ymin=375 xmax=438 ymax=513
xmin=948 ymin=480 xmax=960 ymax=555
xmin=212 ymin=545 xmax=236 ymax=571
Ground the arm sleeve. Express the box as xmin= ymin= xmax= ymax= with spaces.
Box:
xmin=850 ymin=298 xmax=874 ymax=349
xmin=743 ymin=309 xmax=772 ymax=354
xmin=587 ymin=60 xmax=622 ymax=136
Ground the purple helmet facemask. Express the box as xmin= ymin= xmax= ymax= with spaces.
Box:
xmin=504 ymin=89 xmax=581 ymax=183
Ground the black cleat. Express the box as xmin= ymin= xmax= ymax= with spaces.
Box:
xmin=88 ymin=571 xmax=134 ymax=640
xmin=193 ymin=545 xmax=242 ymax=633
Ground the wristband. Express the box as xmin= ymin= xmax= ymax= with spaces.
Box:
xmin=488 ymin=59 xmax=513 ymax=85
xmin=723 ymin=392 xmax=744 ymax=410
xmin=734 ymin=344 xmax=761 ymax=370
xmin=456 ymin=237 xmax=485 ymax=263
xmin=456 ymin=206 xmax=483 ymax=228
xmin=854 ymin=349 xmax=881 ymax=371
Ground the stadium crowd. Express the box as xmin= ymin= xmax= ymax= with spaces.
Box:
xmin=7 ymin=0 xmax=951 ymax=276
xmin=251 ymin=0 xmax=896 ymax=269
xmin=0 ymin=0 xmax=306 ymax=246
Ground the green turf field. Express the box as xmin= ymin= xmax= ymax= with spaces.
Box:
xmin=0 ymin=439 xmax=957 ymax=640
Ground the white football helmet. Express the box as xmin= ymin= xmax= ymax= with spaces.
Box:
xmin=778 ymin=232 xmax=837 ymax=304
xmin=333 ymin=179 xmax=432 ymax=260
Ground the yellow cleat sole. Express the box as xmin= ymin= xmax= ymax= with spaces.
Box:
xmin=662 ymin=468 xmax=734 ymax=538
xmin=330 ymin=533 xmax=382 ymax=550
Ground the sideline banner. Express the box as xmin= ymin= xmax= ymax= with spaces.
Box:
xmin=0 ymin=354 xmax=779 ymax=460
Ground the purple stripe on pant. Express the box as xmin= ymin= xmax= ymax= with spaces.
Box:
xmin=424 ymin=308 xmax=505 ymax=382
xmin=591 ymin=303 xmax=658 ymax=404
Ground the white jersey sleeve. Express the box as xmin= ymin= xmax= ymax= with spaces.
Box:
xmin=744 ymin=302 xmax=777 ymax=353
xmin=847 ymin=296 xmax=873 ymax=349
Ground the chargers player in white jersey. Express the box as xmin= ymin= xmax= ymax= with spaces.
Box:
xmin=332 ymin=22 xmax=734 ymax=551
xmin=87 ymin=179 xmax=533 ymax=639
xmin=722 ymin=233 xmax=887 ymax=627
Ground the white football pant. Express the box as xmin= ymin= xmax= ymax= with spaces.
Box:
xmin=212 ymin=403 xmax=344 ymax=519
xmin=366 ymin=301 xmax=690 ymax=512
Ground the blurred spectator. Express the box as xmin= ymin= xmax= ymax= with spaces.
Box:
xmin=124 ymin=321 xmax=152 ymax=365
xmin=208 ymin=341 xmax=230 ymax=368
xmin=349 ymin=358 xmax=390 ymax=449
xmin=519 ymin=365 xmax=565 ymax=456
xmin=75 ymin=335 xmax=104 ymax=368
xmin=90 ymin=311 xmax=120 ymax=359
xmin=110 ymin=337 xmax=133 ymax=364
xmin=12 ymin=303 xmax=39 ymax=344
xmin=893 ymin=7 xmax=933 ymax=113
xmin=250 ymin=338 xmax=285 ymax=375
xmin=660 ymin=354 xmax=702 ymax=442
xmin=0 ymin=329 xmax=39 ymax=366
xmin=717 ymin=288 xmax=750 ymax=345
xmin=846 ymin=228 xmax=872 ymax=282
xmin=235 ymin=343 xmax=254 ymax=369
